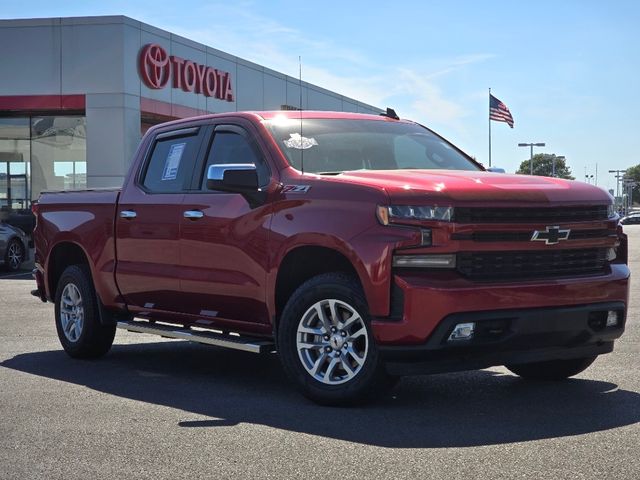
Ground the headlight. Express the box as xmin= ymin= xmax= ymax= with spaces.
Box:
xmin=607 ymin=204 xmax=616 ymax=219
xmin=377 ymin=205 xmax=453 ymax=225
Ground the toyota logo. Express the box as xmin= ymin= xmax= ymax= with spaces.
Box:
xmin=137 ymin=43 xmax=235 ymax=101
xmin=140 ymin=43 xmax=170 ymax=89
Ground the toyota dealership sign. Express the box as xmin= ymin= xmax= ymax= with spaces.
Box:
xmin=139 ymin=44 xmax=235 ymax=102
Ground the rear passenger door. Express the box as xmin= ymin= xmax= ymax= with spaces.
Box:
xmin=178 ymin=124 xmax=274 ymax=325
xmin=116 ymin=126 xmax=205 ymax=315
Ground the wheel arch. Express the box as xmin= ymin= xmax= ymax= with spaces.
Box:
xmin=273 ymin=244 xmax=368 ymax=326
xmin=46 ymin=241 xmax=92 ymax=301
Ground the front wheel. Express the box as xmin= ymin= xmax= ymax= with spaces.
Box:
xmin=277 ymin=273 xmax=391 ymax=406
xmin=506 ymin=356 xmax=597 ymax=381
xmin=54 ymin=265 xmax=116 ymax=358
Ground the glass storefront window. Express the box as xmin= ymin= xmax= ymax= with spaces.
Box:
xmin=0 ymin=117 xmax=31 ymax=219
xmin=31 ymin=116 xmax=87 ymax=200
xmin=0 ymin=115 xmax=86 ymax=229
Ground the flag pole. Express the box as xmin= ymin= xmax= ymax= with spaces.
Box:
xmin=488 ymin=87 xmax=492 ymax=167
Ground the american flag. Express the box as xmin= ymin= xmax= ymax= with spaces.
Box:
xmin=490 ymin=94 xmax=514 ymax=128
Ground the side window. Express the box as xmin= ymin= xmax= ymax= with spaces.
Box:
xmin=142 ymin=132 xmax=201 ymax=193
xmin=202 ymin=131 xmax=270 ymax=189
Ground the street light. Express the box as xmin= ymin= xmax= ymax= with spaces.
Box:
xmin=518 ymin=142 xmax=546 ymax=175
xmin=622 ymin=179 xmax=635 ymax=214
xmin=609 ymin=169 xmax=626 ymax=198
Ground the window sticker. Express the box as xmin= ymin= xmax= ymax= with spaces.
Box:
xmin=161 ymin=142 xmax=186 ymax=181
xmin=283 ymin=133 xmax=318 ymax=150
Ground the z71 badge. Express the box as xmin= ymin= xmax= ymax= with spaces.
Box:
xmin=282 ymin=185 xmax=311 ymax=193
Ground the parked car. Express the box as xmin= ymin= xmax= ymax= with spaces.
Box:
xmin=32 ymin=111 xmax=629 ymax=405
xmin=0 ymin=222 xmax=28 ymax=271
xmin=619 ymin=213 xmax=640 ymax=225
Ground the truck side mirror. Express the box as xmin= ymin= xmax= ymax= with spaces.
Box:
xmin=206 ymin=164 xmax=266 ymax=208
xmin=206 ymin=164 xmax=258 ymax=192
xmin=486 ymin=167 xmax=506 ymax=173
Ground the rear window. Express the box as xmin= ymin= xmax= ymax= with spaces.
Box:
xmin=264 ymin=118 xmax=480 ymax=174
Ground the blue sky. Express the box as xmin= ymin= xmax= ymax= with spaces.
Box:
xmin=2 ymin=0 xmax=639 ymax=191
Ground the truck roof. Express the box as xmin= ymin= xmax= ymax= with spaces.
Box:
xmin=149 ymin=110 xmax=412 ymax=131
xmin=255 ymin=111 xmax=410 ymax=122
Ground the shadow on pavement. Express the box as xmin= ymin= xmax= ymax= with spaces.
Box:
xmin=3 ymin=341 xmax=639 ymax=448
xmin=0 ymin=266 xmax=32 ymax=280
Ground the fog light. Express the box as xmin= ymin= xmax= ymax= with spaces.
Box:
xmin=448 ymin=322 xmax=475 ymax=341
xmin=606 ymin=311 xmax=619 ymax=327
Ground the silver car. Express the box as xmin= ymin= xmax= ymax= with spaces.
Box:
xmin=0 ymin=222 xmax=29 ymax=272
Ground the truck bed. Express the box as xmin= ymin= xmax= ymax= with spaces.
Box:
xmin=34 ymin=189 xmax=122 ymax=307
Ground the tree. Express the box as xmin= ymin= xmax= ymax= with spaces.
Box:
xmin=515 ymin=154 xmax=574 ymax=179
xmin=622 ymin=163 xmax=640 ymax=203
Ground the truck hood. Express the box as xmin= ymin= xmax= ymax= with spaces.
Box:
xmin=332 ymin=170 xmax=612 ymax=205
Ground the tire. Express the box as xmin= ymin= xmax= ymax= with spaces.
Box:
xmin=4 ymin=238 xmax=24 ymax=272
xmin=506 ymin=356 xmax=597 ymax=381
xmin=54 ymin=265 xmax=116 ymax=359
xmin=277 ymin=272 xmax=391 ymax=406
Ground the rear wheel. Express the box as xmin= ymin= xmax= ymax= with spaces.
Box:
xmin=506 ymin=356 xmax=597 ymax=381
xmin=277 ymin=273 xmax=391 ymax=406
xmin=4 ymin=238 xmax=24 ymax=272
xmin=54 ymin=265 xmax=116 ymax=358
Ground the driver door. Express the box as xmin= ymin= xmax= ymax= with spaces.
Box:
xmin=178 ymin=124 xmax=274 ymax=325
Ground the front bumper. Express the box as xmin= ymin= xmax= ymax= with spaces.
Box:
xmin=380 ymin=301 xmax=625 ymax=376
xmin=372 ymin=264 xmax=630 ymax=345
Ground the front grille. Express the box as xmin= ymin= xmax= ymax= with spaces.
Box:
xmin=457 ymin=248 xmax=608 ymax=281
xmin=452 ymin=229 xmax=612 ymax=242
xmin=455 ymin=205 xmax=609 ymax=224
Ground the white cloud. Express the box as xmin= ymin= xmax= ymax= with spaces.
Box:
xmin=162 ymin=2 xmax=492 ymax=130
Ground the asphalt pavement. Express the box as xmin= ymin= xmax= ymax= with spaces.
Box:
xmin=1 ymin=229 xmax=639 ymax=479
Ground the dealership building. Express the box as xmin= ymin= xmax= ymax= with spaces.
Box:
xmin=0 ymin=15 xmax=380 ymax=227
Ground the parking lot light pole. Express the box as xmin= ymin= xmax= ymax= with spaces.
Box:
xmin=518 ymin=142 xmax=546 ymax=175
xmin=609 ymin=169 xmax=626 ymax=198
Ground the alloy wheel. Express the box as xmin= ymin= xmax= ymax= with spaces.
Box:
xmin=296 ymin=299 xmax=369 ymax=385
xmin=7 ymin=241 xmax=23 ymax=270
xmin=60 ymin=283 xmax=84 ymax=342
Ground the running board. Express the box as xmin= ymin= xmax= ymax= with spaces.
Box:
xmin=116 ymin=320 xmax=275 ymax=354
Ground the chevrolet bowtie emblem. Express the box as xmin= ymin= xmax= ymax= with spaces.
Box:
xmin=531 ymin=226 xmax=571 ymax=245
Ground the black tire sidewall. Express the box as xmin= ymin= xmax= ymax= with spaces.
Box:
xmin=277 ymin=273 xmax=386 ymax=405
xmin=506 ymin=356 xmax=597 ymax=380
xmin=54 ymin=265 xmax=114 ymax=358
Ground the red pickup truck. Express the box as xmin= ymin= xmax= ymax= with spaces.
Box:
xmin=32 ymin=110 xmax=629 ymax=405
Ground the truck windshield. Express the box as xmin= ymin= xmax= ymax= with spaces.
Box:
xmin=264 ymin=117 xmax=481 ymax=174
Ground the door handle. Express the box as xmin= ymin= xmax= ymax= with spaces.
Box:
xmin=183 ymin=210 xmax=204 ymax=220
xmin=120 ymin=210 xmax=137 ymax=219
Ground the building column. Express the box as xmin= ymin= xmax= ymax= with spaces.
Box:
xmin=85 ymin=93 xmax=140 ymax=188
